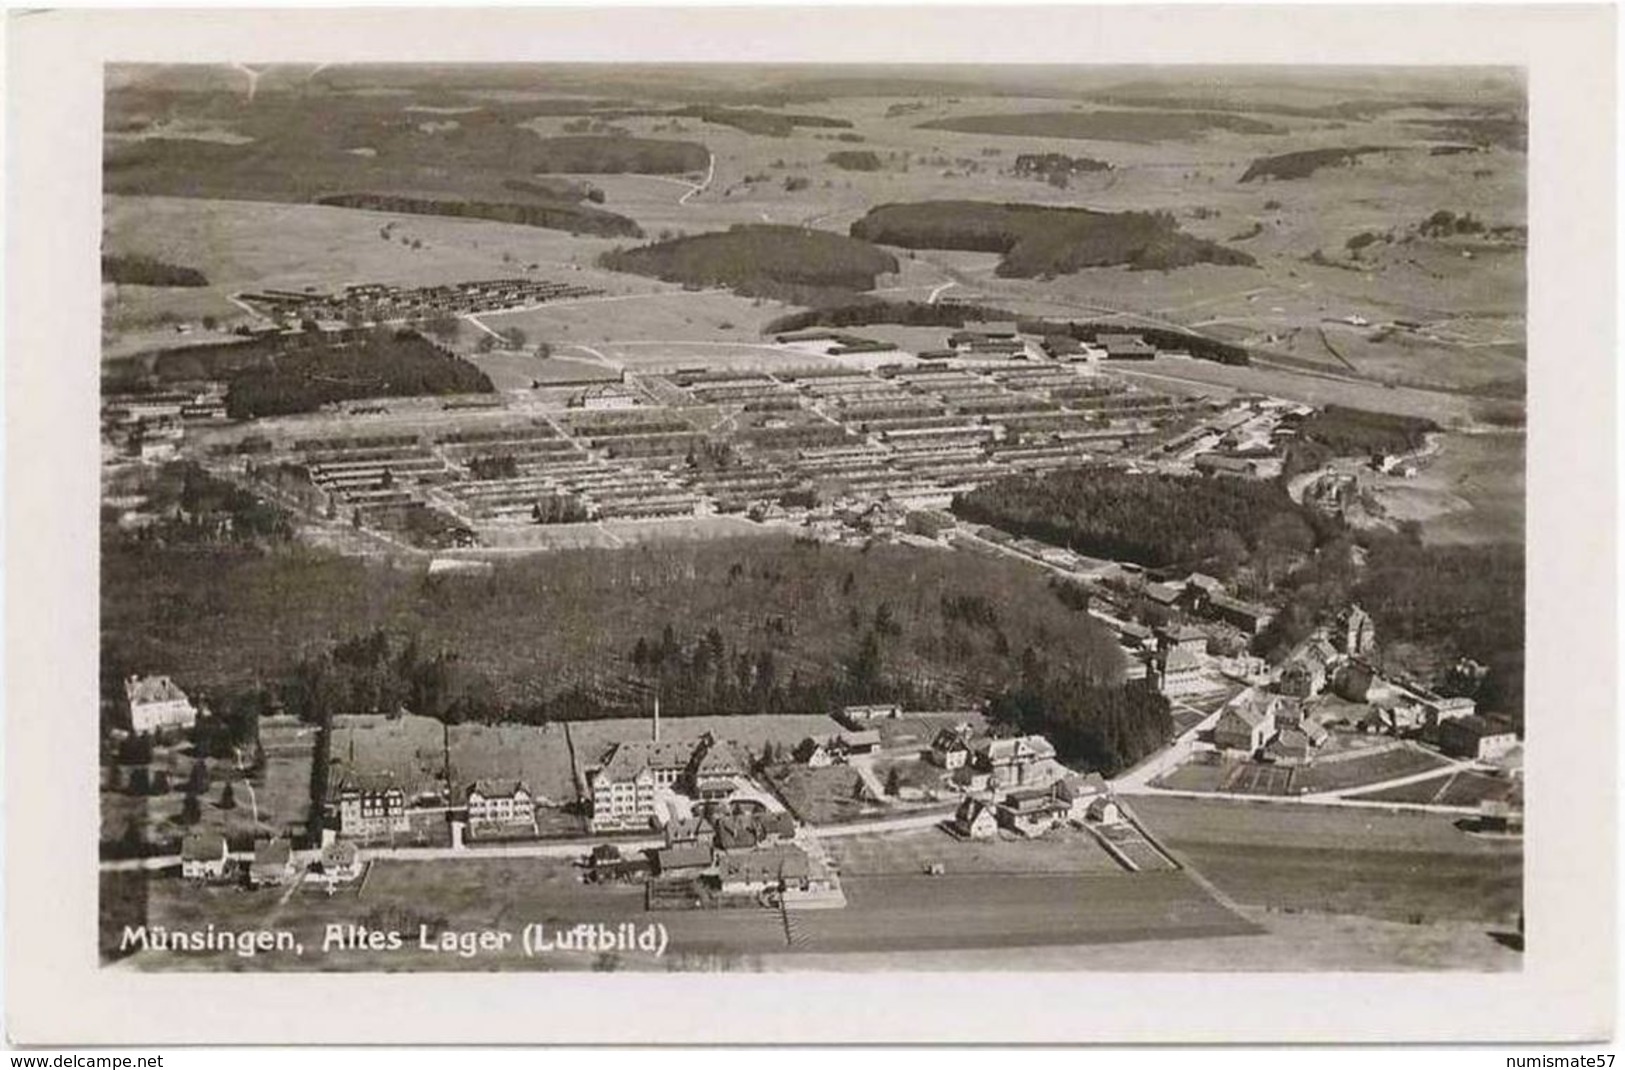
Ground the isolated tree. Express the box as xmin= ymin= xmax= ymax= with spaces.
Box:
xmin=219 ymin=782 xmax=237 ymax=811
xmin=150 ymin=770 xmax=171 ymax=796
xmin=475 ymin=335 xmax=496 ymax=354
xmin=180 ymin=790 xmax=202 ymax=825
xmin=885 ymin=767 xmax=902 ymax=797
xmin=127 ymin=767 xmax=151 ymax=796
xmin=188 ymin=759 xmax=209 ymax=796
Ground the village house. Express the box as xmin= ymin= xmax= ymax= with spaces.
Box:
xmin=996 ymin=786 xmax=1068 ymax=837
xmin=249 ymin=838 xmax=298 ymax=888
xmin=1086 ymin=795 xmax=1124 ymax=826
xmin=1212 ymin=691 xmax=1280 ymax=754
xmin=1157 ymin=624 xmax=1209 ymax=656
xmin=717 ymin=845 xmax=814 ymax=896
xmin=655 ymin=842 xmax=714 ymax=877
xmin=319 ymin=839 xmax=363 ymax=883
xmin=464 ymin=780 xmax=536 ymax=832
xmin=952 ymin=797 xmax=999 ymax=840
xmin=1423 ymin=695 xmax=1478 ymax=725
xmin=1439 ymin=716 xmax=1521 ymax=761
xmin=1336 ymin=604 xmax=1377 ymax=656
xmin=929 ymin=725 xmax=975 ymax=769
xmin=972 ymin=734 xmax=1057 ymax=788
xmin=687 ymin=736 xmax=748 ymax=801
xmin=1206 ymin=593 xmax=1276 ymax=636
xmin=334 ymin=773 xmax=412 ymax=840
xmin=831 ymin=729 xmax=881 ymax=759
xmin=125 ymin=674 xmax=198 ymax=735
xmin=180 ymin=831 xmax=229 ymax=882
xmin=1154 ymin=646 xmax=1208 ymax=698
xmin=1279 ymin=635 xmax=1341 ymax=698
xmin=1053 ymin=773 xmax=1111 ymax=820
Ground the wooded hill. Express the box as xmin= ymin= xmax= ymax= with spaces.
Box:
xmin=100 ymin=536 xmax=1127 ymax=722
xmin=600 ymin=224 xmax=899 ymax=304
xmin=849 ymin=201 xmax=1256 ymax=276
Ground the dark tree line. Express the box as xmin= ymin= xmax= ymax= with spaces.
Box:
xmin=316 ymin=192 xmax=643 ymax=239
xmin=954 ymin=467 xmax=1324 ymax=576
xmin=848 ymin=201 xmax=1256 ymax=277
xmin=102 ymin=253 xmax=208 ymax=288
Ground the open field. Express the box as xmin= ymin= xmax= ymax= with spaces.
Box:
xmin=1131 ymin=795 xmax=1521 ymax=925
xmin=1350 ymin=769 xmax=1516 ymax=807
xmin=107 ymin=851 xmax=1257 ymax=970
xmin=1377 ymin=430 xmax=1525 ymax=545
xmin=827 ymin=825 xmax=1128 ymax=877
xmin=1291 ymin=745 xmax=1453 ymax=794
xmin=759 ymin=905 xmax=1520 ymax=972
xmin=101 ymin=724 xmax=314 ymax=852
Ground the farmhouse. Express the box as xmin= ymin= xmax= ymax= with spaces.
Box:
xmin=180 ymin=831 xmax=228 ymax=881
xmin=1086 ymin=795 xmax=1124 ymax=826
xmin=929 ymin=725 xmax=975 ymax=769
xmin=1213 ymin=691 xmax=1280 ymax=754
xmin=1206 ymin=593 xmax=1276 ymax=635
xmin=1279 ymin=636 xmax=1341 ymax=698
xmin=1438 ymin=716 xmax=1520 ymax=761
xmin=125 ymin=674 xmax=198 ymax=735
xmin=953 ymin=798 xmax=998 ymax=840
xmin=832 ymin=729 xmax=881 ymax=757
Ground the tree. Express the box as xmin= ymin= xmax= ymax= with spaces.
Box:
xmin=181 ymin=790 xmax=202 ymax=825
xmin=150 ymin=770 xmax=171 ymax=795
xmin=498 ymin=327 xmax=528 ymax=349
xmin=475 ymin=335 xmax=496 ymax=354
xmin=127 ymin=767 xmax=151 ymax=796
xmin=884 ymin=767 xmax=902 ymax=796
xmin=219 ymin=782 xmax=237 ymax=811
xmin=188 ymin=759 xmax=209 ymax=796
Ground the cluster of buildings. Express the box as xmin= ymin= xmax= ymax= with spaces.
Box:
xmin=237 ymin=277 xmax=603 ymax=326
xmin=952 ymin=771 xmax=1118 ymax=840
xmin=586 ymin=731 xmax=754 ymax=833
xmin=102 ymin=386 xmax=229 ymax=466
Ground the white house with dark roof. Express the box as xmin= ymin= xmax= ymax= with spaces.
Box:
xmin=180 ymin=831 xmax=228 ymax=881
xmin=465 ymin=780 xmax=536 ymax=830
xmin=125 ymin=674 xmax=198 ymax=735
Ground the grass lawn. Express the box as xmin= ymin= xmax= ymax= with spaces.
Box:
xmin=764 ymin=765 xmax=886 ymax=826
xmin=826 ymin=825 xmax=1127 ymax=877
xmin=1131 ymin=795 xmax=1522 ymax=925
xmin=1291 ymin=744 xmax=1453 ymax=794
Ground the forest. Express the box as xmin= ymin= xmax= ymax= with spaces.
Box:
xmin=988 ymin=670 xmax=1174 ymax=776
xmin=1239 ymin=146 xmax=1391 ymax=182
xmin=222 ymin=330 xmax=493 ymax=418
xmin=764 ymin=299 xmax=1019 ymax=336
xmin=100 ymin=535 xmax=1126 ymax=723
xmin=1281 ymin=405 xmax=1438 ymax=476
xmin=953 ymin=467 xmax=1323 ymax=579
xmin=673 ymin=105 xmax=851 ymax=137
xmin=315 ymin=191 xmax=642 ymax=238
xmin=917 ymin=110 xmax=1284 ymax=142
xmin=849 ymin=201 xmax=1256 ymax=276
xmin=101 ymin=253 xmax=208 ymax=287
xmin=827 ymin=150 xmax=884 ymax=171
xmin=600 ymin=224 xmax=899 ymax=304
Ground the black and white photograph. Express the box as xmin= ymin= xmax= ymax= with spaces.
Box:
xmin=3 ymin=2 xmax=1616 ymax=1048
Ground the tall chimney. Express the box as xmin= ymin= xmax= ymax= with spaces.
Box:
xmin=653 ymin=692 xmax=661 ymax=743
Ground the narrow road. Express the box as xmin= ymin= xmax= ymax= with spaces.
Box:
xmin=678 ymin=153 xmax=716 ymax=206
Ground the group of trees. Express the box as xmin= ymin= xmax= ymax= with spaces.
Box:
xmin=101 ymin=253 xmax=209 ymax=288
xmin=848 ymin=201 xmax=1256 ymax=277
xmin=1239 ymin=146 xmax=1390 ymax=183
xmin=600 ymin=224 xmax=899 ymax=304
xmin=225 ymin=329 xmax=494 ymax=419
xmin=672 ymin=105 xmax=851 ymax=138
xmin=918 ymin=109 xmax=1284 ymax=142
xmin=988 ymin=653 xmax=1175 ymax=776
xmin=826 ymin=150 xmax=883 ymax=172
xmin=315 ymin=192 xmax=642 ymax=239
xmin=954 ymin=467 xmax=1324 ymax=579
